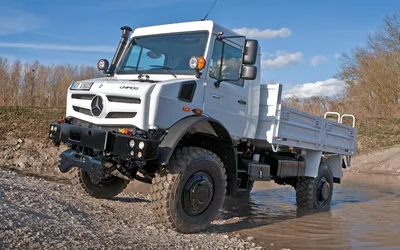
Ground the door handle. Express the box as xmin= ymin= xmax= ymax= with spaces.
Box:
xmin=212 ymin=94 xmax=221 ymax=99
xmin=238 ymin=99 xmax=247 ymax=105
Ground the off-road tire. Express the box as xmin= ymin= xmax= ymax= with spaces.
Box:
xmin=150 ymin=147 xmax=227 ymax=233
xmin=296 ymin=165 xmax=334 ymax=209
xmin=71 ymin=168 xmax=129 ymax=199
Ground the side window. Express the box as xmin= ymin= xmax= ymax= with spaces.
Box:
xmin=208 ymin=39 xmax=244 ymax=87
xmin=209 ymin=40 xmax=223 ymax=79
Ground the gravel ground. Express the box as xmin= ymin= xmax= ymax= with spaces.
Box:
xmin=0 ymin=169 xmax=264 ymax=249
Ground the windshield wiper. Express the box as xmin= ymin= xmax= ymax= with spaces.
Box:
xmin=129 ymin=79 xmax=159 ymax=83
xmin=119 ymin=66 xmax=142 ymax=76
xmin=149 ymin=65 xmax=177 ymax=78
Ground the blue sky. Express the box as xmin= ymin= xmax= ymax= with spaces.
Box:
xmin=0 ymin=0 xmax=398 ymax=97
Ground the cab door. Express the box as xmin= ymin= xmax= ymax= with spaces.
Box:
xmin=203 ymin=38 xmax=248 ymax=138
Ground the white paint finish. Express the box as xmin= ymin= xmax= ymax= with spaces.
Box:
xmin=200 ymin=26 xmax=261 ymax=138
xmin=131 ymin=20 xmax=214 ymax=38
xmin=148 ymin=79 xmax=204 ymax=129
xmin=203 ymin=79 xmax=247 ymax=137
xmin=324 ymin=155 xmax=343 ymax=179
xmin=66 ymin=78 xmax=156 ymax=130
xmin=255 ymin=84 xmax=282 ymax=142
xmin=202 ymin=33 xmax=248 ymax=138
xmin=302 ymin=150 xmax=323 ymax=178
xmin=243 ymin=46 xmax=262 ymax=139
xmin=272 ymin=106 xmax=357 ymax=155
xmin=254 ymin=85 xmax=357 ymax=156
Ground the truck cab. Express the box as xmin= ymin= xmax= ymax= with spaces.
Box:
xmin=49 ymin=20 xmax=357 ymax=234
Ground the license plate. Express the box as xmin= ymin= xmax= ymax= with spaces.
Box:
xmin=70 ymin=81 xmax=94 ymax=90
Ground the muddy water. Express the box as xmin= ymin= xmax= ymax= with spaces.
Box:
xmin=219 ymin=172 xmax=400 ymax=250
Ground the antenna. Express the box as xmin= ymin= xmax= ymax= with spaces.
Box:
xmin=201 ymin=0 xmax=218 ymax=21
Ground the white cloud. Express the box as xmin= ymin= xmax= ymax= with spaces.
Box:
xmin=283 ymin=78 xmax=345 ymax=99
xmin=310 ymin=55 xmax=328 ymax=67
xmin=334 ymin=53 xmax=342 ymax=59
xmin=233 ymin=27 xmax=292 ymax=39
xmin=261 ymin=51 xmax=303 ymax=69
xmin=0 ymin=42 xmax=115 ymax=53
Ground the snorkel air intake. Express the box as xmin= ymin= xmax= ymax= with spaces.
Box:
xmin=108 ymin=26 xmax=132 ymax=75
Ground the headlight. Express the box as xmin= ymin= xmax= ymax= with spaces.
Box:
xmin=129 ymin=140 xmax=135 ymax=148
xmin=189 ymin=56 xmax=205 ymax=70
xmin=138 ymin=141 xmax=145 ymax=150
xmin=97 ymin=59 xmax=109 ymax=71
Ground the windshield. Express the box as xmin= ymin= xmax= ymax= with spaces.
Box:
xmin=116 ymin=31 xmax=209 ymax=75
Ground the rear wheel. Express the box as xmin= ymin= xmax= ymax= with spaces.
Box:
xmin=150 ymin=147 xmax=227 ymax=233
xmin=71 ymin=168 xmax=130 ymax=199
xmin=296 ymin=165 xmax=333 ymax=209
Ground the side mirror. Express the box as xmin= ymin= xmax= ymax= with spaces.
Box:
xmin=243 ymin=39 xmax=258 ymax=65
xmin=241 ymin=65 xmax=257 ymax=80
xmin=97 ymin=59 xmax=109 ymax=73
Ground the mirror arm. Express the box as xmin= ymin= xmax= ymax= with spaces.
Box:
xmin=214 ymin=79 xmax=222 ymax=88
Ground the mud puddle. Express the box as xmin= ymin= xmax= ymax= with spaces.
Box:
xmin=216 ymin=172 xmax=400 ymax=250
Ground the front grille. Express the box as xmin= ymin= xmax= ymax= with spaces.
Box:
xmin=71 ymin=94 xmax=95 ymax=100
xmin=107 ymin=95 xmax=141 ymax=104
xmin=106 ymin=112 xmax=137 ymax=118
xmin=73 ymin=106 xmax=92 ymax=116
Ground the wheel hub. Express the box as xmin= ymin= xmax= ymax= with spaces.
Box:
xmin=321 ymin=182 xmax=330 ymax=200
xmin=317 ymin=177 xmax=331 ymax=204
xmin=183 ymin=172 xmax=214 ymax=216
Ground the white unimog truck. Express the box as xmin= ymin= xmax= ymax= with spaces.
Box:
xmin=49 ymin=20 xmax=358 ymax=233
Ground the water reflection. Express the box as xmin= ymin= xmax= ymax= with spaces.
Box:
xmin=221 ymin=173 xmax=400 ymax=250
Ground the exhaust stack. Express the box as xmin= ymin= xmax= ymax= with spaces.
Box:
xmin=108 ymin=26 xmax=132 ymax=75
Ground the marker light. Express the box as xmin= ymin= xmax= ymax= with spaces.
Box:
xmin=183 ymin=107 xmax=191 ymax=112
xmin=192 ymin=109 xmax=203 ymax=115
xmin=189 ymin=56 xmax=205 ymax=70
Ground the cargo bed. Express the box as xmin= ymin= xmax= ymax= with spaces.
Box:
xmin=254 ymin=84 xmax=357 ymax=156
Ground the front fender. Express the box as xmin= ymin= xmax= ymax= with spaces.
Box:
xmin=156 ymin=115 xmax=232 ymax=165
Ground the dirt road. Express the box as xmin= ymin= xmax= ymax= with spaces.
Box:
xmin=0 ymin=168 xmax=263 ymax=249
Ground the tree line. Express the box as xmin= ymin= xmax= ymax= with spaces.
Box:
xmin=0 ymin=59 xmax=101 ymax=107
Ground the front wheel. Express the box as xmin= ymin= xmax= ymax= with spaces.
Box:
xmin=150 ymin=147 xmax=227 ymax=233
xmin=296 ymin=165 xmax=334 ymax=209
xmin=71 ymin=168 xmax=130 ymax=199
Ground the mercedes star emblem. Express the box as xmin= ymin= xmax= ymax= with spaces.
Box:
xmin=91 ymin=95 xmax=103 ymax=117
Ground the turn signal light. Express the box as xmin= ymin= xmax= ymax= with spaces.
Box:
xmin=183 ymin=107 xmax=191 ymax=112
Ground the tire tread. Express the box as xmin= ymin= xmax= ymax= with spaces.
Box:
xmin=150 ymin=146 xmax=227 ymax=233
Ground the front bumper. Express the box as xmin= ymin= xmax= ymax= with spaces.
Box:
xmin=49 ymin=122 xmax=159 ymax=183
xmin=49 ymin=122 xmax=159 ymax=161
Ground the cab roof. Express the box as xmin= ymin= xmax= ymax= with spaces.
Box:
xmin=130 ymin=20 xmax=241 ymax=38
